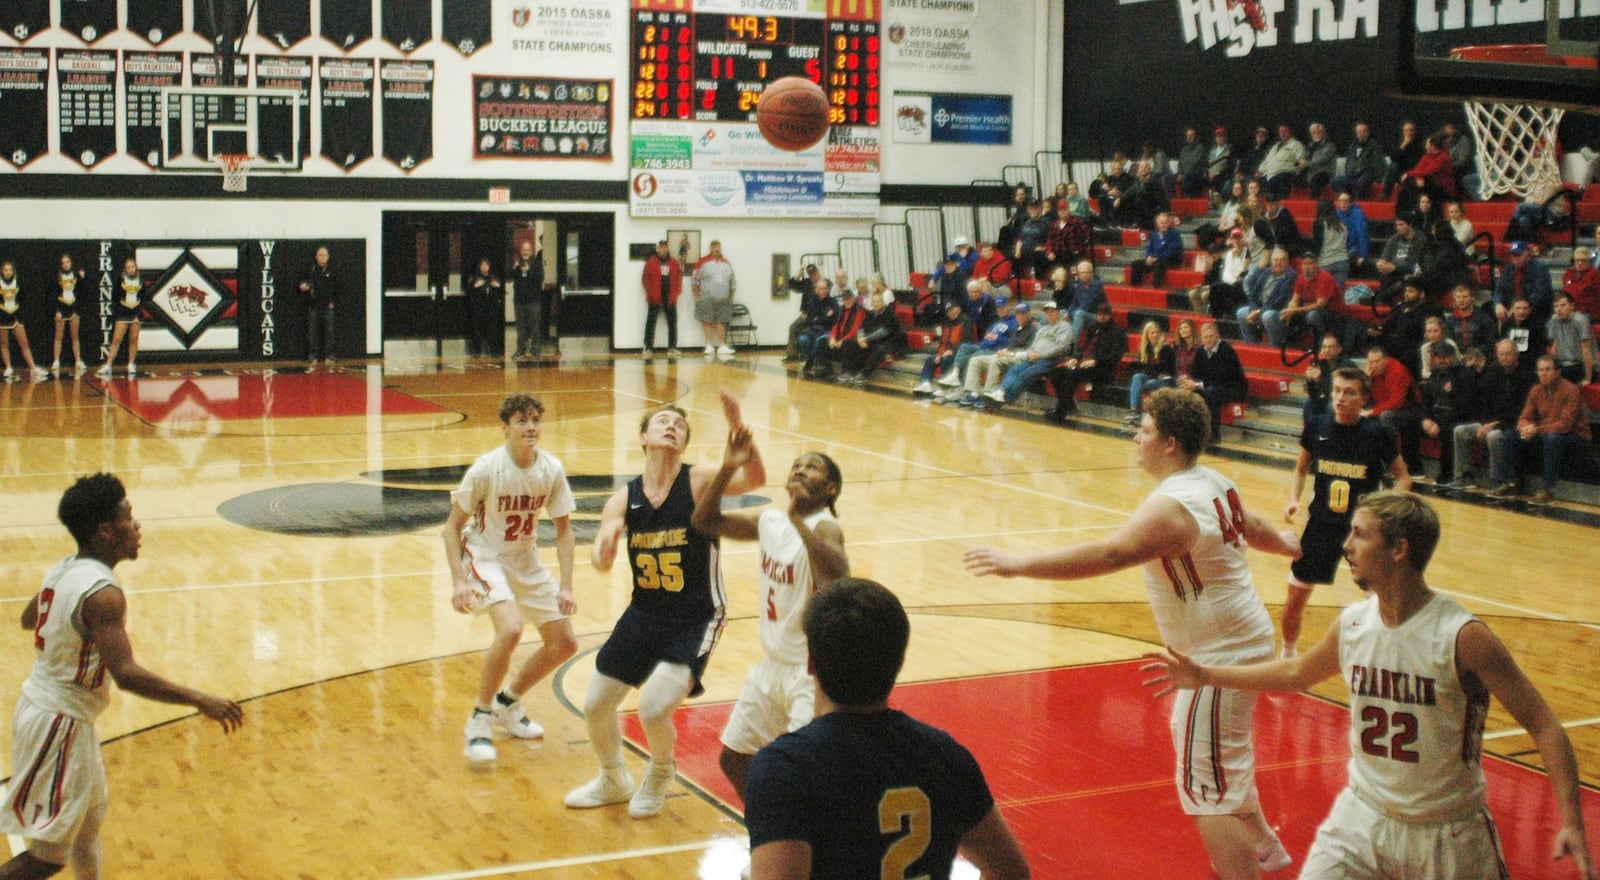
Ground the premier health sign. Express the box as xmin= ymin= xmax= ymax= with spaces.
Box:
xmin=892 ymin=92 xmax=1012 ymax=145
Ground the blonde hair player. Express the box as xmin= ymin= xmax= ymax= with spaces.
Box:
xmin=443 ymin=393 xmax=578 ymax=763
xmin=565 ymin=391 xmax=765 ymax=819
xmin=1145 ymin=491 xmax=1596 ymax=880
xmin=98 ymin=257 xmax=146 ymax=378
xmin=50 ymin=253 xmax=87 ymax=376
xmin=0 ymin=260 xmax=46 ymax=382
xmin=691 ymin=424 xmax=847 ymax=800
xmin=965 ymin=388 xmax=1302 ymax=879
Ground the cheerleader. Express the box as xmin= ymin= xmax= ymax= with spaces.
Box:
xmin=50 ymin=253 xmax=88 ymax=375
xmin=0 ymin=261 xmax=45 ymax=381
xmin=99 ymin=257 xmax=144 ymax=377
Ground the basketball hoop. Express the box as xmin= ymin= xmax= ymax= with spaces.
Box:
xmin=1451 ymin=45 xmax=1585 ymax=200
xmin=218 ymin=153 xmax=251 ymax=193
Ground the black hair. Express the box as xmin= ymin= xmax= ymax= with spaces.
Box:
xmin=58 ymin=473 xmax=126 ymax=548
xmin=803 ymin=579 xmax=908 ymax=707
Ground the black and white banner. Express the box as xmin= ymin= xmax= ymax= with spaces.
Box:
xmin=321 ymin=0 xmax=372 ymax=50
xmin=255 ymin=55 xmax=312 ymax=162
xmin=126 ymin=0 xmax=182 ymax=46
xmin=320 ymin=58 xmax=374 ymax=169
xmin=59 ymin=0 xmax=115 ymax=43
xmin=259 ymin=0 xmax=311 ymax=49
xmin=0 ymin=49 xmax=49 ymax=168
xmin=381 ymin=0 xmax=431 ymax=52
xmin=380 ymin=59 xmax=432 ymax=171
xmin=443 ymin=0 xmax=490 ymax=56
xmin=3 ymin=1 xmax=48 ymax=42
xmin=56 ymin=49 xmax=116 ymax=168
xmin=124 ymin=51 xmax=182 ymax=168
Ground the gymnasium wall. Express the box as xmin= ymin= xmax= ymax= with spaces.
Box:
xmin=0 ymin=0 xmax=1062 ymax=356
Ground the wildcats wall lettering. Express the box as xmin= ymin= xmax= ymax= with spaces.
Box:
xmin=259 ymin=240 xmax=277 ymax=357
xmin=1178 ymin=0 xmax=1379 ymax=58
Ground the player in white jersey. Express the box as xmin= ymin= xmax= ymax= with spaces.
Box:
xmin=0 ymin=474 xmax=242 ymax=880
xmin=691 ymin=423 xmax=848 ymax=799
xmin=1145 ymin=491 xmax=1596 ymax=880
xmin=966 ymin=388 xmax=1302 ymax=879
xmin=443 ymin=393 xmax=577 ymax=763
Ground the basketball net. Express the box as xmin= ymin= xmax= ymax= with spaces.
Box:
xmin=219 ymin=154 xmax=251 ymax=193
xmin=1461 ymin=101 xmax=1565 ymax=200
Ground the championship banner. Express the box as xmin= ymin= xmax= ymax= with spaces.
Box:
xmin=443 ymin=0 xmax=491 ymax=55
xmin=127 ymin=0 xmax=181 ymax=45
xmin=320 ymin=58 xmax=374 ymax=169
xmin=255 ymin=55 xmax=312 ymax=162
xmin=380 ymin=59 xmax=433 ymax=170
xmin=59 ymin=0 xmax=114 ymax=43
xmin=506 ymin=0 xmax=619 ymax=58
xmin=321 ymin=0 xmax=372 ymax=50
xmin=187 ymin=53 xmax=250 ymax=160
xmin=124 ymin=51 xmax=182 ymax=168
xmin=0 ymin=48 xmax=49 ymax=169
xmin=259 ymin=0 xmax=311 ymax=49
xmin=472 ymin=76 xmax=611 ymax=160
xmin=56 ymin=49 xmax=117 ymax=168
xmin=3 ymin=1 xmax=48 ymax=42
xmin=381 ymin=0 xmax=431 ymax=52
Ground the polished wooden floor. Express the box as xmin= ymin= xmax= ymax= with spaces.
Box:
xmin=0 ymin=349 xmax=1595 ymax=879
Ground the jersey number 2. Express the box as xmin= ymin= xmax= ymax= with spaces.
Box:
xmin=32 ymin=588 xmax=55 ymax=651
xmin=879 ymin=786 xmax=932 ymax=880
xmin=1359 ymin=706 xmax=1420 ymax=763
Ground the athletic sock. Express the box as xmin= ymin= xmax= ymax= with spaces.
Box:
xmin=495 ymin=690 xmax=520 ymax=707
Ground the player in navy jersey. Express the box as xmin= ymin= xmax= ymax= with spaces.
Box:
xmin=566 ymin=392 xmax=765 ymax=819
xmin=1146 ymin=492 xmax=1595 ymax=880
xmin=967 ymin=388 xmax=1302 ymax=879
xmin=1279 ymin=367 xmax=1410 ymax=657
xmin=744 ymin=579 xmax=1029 ymax=880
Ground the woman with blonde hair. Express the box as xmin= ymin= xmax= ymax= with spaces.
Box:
xmin=1124 ymin=320 xmax=1176 ymax=425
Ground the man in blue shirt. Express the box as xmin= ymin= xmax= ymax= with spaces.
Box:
xmin=1128 ymin=211 xmax=1185 ymax=288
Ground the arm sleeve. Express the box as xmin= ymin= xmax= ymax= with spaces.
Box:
xmin=745 ymin=745 xmax=813 ymax=848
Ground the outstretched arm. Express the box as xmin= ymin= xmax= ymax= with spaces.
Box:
xmin=691 ymin=425 xmax=763 ymax=541
xmin=591 ymin=489 xmax=627 ymax=572
xmin=1242 ymin=507 xmax=1302 ymax=559
xmin=691 ymin=390 xmax=768 ymax=496
xmin=964 ymin=495 xmax=1195 ymax=580
xmin=1142 ymin=620 xmax=1341 ymax=697
xmin=1457 ymin=622 xmax=1596 ymax=880
xmin=83 ymin=587 xmax=243 ymax=732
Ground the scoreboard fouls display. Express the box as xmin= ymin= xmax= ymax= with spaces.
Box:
xmin=630 ymin=5 xmax=879 ymax=127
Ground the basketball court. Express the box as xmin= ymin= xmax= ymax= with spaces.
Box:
xmin=0 ymin=353 xmax=1594 ymax=878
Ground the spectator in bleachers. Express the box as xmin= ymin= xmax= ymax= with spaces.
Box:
xmin=833 ymin=268 xmax=851 ymax=299
xmin=967 ymin=279 xmax=1000 ymax=332
xmin=971 ymin=242 xmax=1014 ymax=294
xmin=1414 ymin=219 xmax=1472 ymax=304
xmin=1253 ymin=193 xmax=1302 ymax=255
xmin=1192 ymin=229 xmax=1251 ymax=318
xmin=1110 ymin=160 xmax=1169 ymax=229
xmin=1373 ymin=213 xmax=1424 ymax=304
xmin=1176 ymin=127 xmax=1208 ymax=198
xmin=1128 ymin=212 xmax=1184 ymax=288
xmin=1489 ymin=354 xmax=1593 ymax=503
xmin=948 ymin=300 xmax=1040 ymax=406
xmin=1141 ymin=140 xmax=1172 ymax=194
xmin=1238 ymin=248 xmax=1297 ymax=347
xmin=1492 ymin=241 xmax=1555 ymax=325
xmin=1413 ymin=342 xmax=1477 ymax=482
xmin=1258 ymin=124 xmax=1306 ymax=200
xmin=1089 ymin=153 xmax=1133 ymax=220
xmin=969 ymin=302 xmax=1078 ymax=411
xmin=1414 ymin=193 xmax=1442 ymax=232
xmin=1280 ymin=250 xmax=1348 ymax=350
xmin=784 ymin=263 xmax=821 ymax=297
xmin=1216 ymin=179 xmax=1246 ymax=233
xmin=1547 ymin=292 xmax=1595 ymax=385
xmin=1442 ymin=123 xmax=1478 ymax=198
xmin=1065 ymin=260 xmax=1109 ymax=344
xmin=1300 ymin=332 xmax=1357 ymax=423
xmin=1451 ymin=339 xmax=1536 ymax=487
xmin=792 ymin=278 xmax=840 ymax=365
xmin=1445 ymin=283 xmax=1498 ymax=353
xmin=1048 ymin=303 xmax=1125 ymax=421
xmin=1044 ymin=265 xmax=1071 ymax=312
xmin=1206 ymin=127 xmax=1235 ymax=197
xmin=997 ymin=184 xmax=1031 ymax=259
xmin=1178 ymin=321 xmax=1248 ymax=440
xmin=911 ymin=301 xmax=977 ymax=395
xmin=783 ymin=266 xmax=823 ymax=360
xmin=1562 ymin=246 xmax=1600 ymax=319
xmin=943 ymin=237 xmax=978 ymax=277
xmin=1380 ymin=278 xmax=1440 ymax=379
xmin=1236 ymin=126 xmax=1272 ymax=183
xmin=1444 ymin=201 xmax=1475 ymax=248
xmin=1015 ymin=199 xmax=1053 ymax=280
xmin=1383 ymin=120 xmax=1424 ymax=199
xmin=1301 ymin=122 xmax=1338 ymax=198
xmin=937 ymin=295 xmax=1017 ymax=392
xmin=845 ymin=287 xmax=909 ymax=386
xmin=1361 ymin=345 xmax=1423 ymax=472
xmin=1417 ymin=316 xmax=1460 ymax=380
xmin=1334 ymin=192 xmax=1372 ymax=277
xmin=1331 ymin=121 xmax=1386 ymax=200
xmin=932 ymin=254 xmax=969 ymax=314
xmin=1046 ymin=199 xmax=1094 ymax=274
xmin=806 ymin=285 xmax=866 ymax=379
xmin=1310 ymin=198 xmax=1350 ymax=284
xmin=1505 ymin=182 xmax=1573 ymax=245
xmin=1063 ymin=181 xmax=1091 ymax=221
xmin=1124 ymin=320 xmax=1177 ymax=426
xmin=1500 ymin=296 xmax=1549 ymax=362
xmin=1396 ymin=135 xmax=1458 ymax=214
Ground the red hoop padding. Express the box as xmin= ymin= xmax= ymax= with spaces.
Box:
xmin=1450 ymin=43 xmax=1598 ymax=68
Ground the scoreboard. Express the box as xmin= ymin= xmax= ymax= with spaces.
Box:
xmin=627 ymin=0 xmax=881 ymax=219
xmin=630 ymin=8 xmax=879 ymax=127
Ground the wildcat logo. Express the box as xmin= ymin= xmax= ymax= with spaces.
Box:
xmin=896 ymin=104 xmax=926 ymax=135
xmin=165 ymin=285 xmax=211 ymax=316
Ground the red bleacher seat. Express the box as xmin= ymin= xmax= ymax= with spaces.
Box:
xmin=1219 ymin=401 xmax=1249 ymax=425
xmin=1170 ymin=197 xmax=1210 ymax=216
xmin=1120 ymin=229 xmax=1146 ymax=247
xmin=1583 ymin=383 xmax=1600 ymax=414
xmin=1104 ymin=284 xmax=1169 ymax=310
xmin=1164 ymin=269 xmax=1204 ymax=288
xmin=1463 ymin=201 xmax=1518 ymax=223
xmin=906 ymin=329 xmax=934 ymax=352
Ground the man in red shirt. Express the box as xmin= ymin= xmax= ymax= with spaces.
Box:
xmin=1491 ymin=355 xmax=1594 ymax=503
xmin=970 ymin=242 xmax=1014 ymax=293
xmin=1362 ymin=345 xmax=1423 ymax=472
xmin=1562 ymin=246 xmax=1600 ymax=320
xmin=641 ymin=239 xmax=682 ymax=360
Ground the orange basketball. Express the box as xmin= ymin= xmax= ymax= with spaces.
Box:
xmin=756 ymin=77 xmax=831 ymax=152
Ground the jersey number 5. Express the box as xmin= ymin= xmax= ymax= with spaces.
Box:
xmin=1359 ymin=706 xmax=1420 ymax=763
xmin=879 ymin=786 xmax=932 ymax=880
xmin=635 ymin=552 xmax=684 ymax=592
